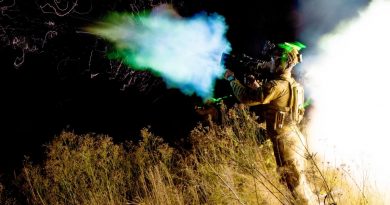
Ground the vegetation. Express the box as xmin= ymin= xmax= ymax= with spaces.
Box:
xmin=1 ymin=105 xmax=379 ymax=204
xmin=0 ymin=182 xmax=17 ymax=205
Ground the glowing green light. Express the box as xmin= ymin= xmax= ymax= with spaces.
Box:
xmin=303 ymin=98 xmax=312 ymax=109
xmin=278 ymin=41 xmax=306 ymax=52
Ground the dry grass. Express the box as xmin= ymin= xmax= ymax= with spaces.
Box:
xmin=305 ymin=156 xmax=385 ymax=205
xmin=0 ymin=181 xmax=17 ymax=205
xmin=0 ymin=105 xmax=376 ymax=204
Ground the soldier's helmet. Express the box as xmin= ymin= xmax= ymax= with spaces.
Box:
xmin=273 ymin=42 xmax=305 ymax=73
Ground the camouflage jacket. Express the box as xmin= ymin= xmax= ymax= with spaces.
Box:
xmin=229 ymin=73 xmax=298 ymax=133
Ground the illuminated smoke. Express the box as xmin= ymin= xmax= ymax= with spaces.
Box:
xmin=298 ymin=0 xmax=368 ymax=46
xmin=86 ymin=6 xmax=231 ymax=100
xmin=301 ymin=0 xmax=390 ymax=200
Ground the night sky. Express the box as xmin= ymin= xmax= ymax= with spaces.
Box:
xmin=0 ymin=0 xmax=297 ymax=173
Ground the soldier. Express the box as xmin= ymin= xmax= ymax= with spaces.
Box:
xmin=224 ymin=43 xmax=315 ymax=205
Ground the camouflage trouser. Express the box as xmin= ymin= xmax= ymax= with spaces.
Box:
xmin=269 ymin=126 xmax=315 ymax=205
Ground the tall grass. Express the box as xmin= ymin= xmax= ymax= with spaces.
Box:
xmin=15 ymin=105 xmax=377 ymax=204
xmin=0 ymin=180 xmax=17 ymax=205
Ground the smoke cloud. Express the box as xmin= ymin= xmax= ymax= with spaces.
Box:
xmin=298 ymin=0 xmax=368 ymax=47
xmin=301 ymin=0 xmax=390 ymax=201
xmin=86 ymin=6 xmax=231 ymax=100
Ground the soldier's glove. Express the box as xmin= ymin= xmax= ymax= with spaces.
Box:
xmin=224 ymin=69 xmax=235 ymax=82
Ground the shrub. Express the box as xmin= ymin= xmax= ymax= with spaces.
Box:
xmin=18 ymin=105 xmax=375 ymax=204
xmin=0 ymin=181 xmax=17 ymax=205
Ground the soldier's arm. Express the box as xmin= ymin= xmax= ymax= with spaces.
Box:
xmin=229 ymin=79 xmax=279 ymax=106
xmin=229 ymin=79 xmax=263 ymax=106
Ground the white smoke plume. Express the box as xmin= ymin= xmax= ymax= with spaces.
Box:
xmin=301 ymin=0 xmax=390 ymax=202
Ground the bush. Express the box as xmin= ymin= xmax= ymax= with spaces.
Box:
xmin=18 ymin=105 xmax=375 ymax=204
xmin=0 ymin=181 xmax=17 ymax=205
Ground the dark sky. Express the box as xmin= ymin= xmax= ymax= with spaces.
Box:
xmin=0 ymin=0 xmax=297 ymax=173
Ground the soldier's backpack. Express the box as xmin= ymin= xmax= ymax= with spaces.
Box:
xmin=287 ymin=79 xmax=305 ymax=124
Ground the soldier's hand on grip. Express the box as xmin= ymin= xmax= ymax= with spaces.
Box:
xmin=224 ymin=69 xmax=235 ymax=81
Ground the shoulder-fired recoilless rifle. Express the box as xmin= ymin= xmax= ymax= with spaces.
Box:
xmin=221 ymin=41 xmax=276 ymax=84
xmin=221 ymin=41 xmax=306 ymax=85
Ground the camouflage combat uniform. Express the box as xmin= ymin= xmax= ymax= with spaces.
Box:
xmin=229 ymin=72 xmax=314 ymax=205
